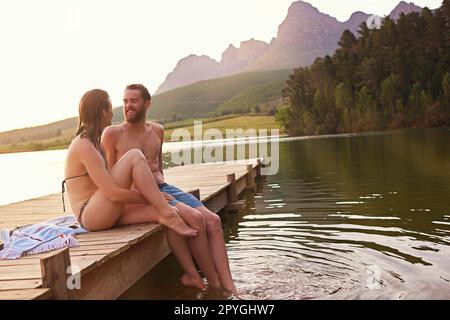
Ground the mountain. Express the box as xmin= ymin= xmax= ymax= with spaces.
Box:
xmin=0 ymin=69 xmax=292 ymax=149
xmin=343 ymin=11 xmax=371 ymax=35
xmin=156 ymin=1 xmax=425 ymax=93
xmin=155 ymin=39 xmax=270 ymax=94
xmin=220 ymin=39 xmax=270 ymax=75
xmin=245 ymin=1 xmax=346 ymax=71
xmin=151 ymin=69 xmax=292 ymax=120
xmin=155 ymin=55 xmax=221 ymax=95
xmin=389 ymin=1 xmax=423 ymax=20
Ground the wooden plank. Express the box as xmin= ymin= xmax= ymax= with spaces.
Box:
xmin=68 ymin=243 xmax=124 ymax=252
xmin=0 ymin=279 xmax=42 ymax=290
xmin=227 ymin=173 xmax=238 ymax=203
xmin=204 ymin=187 xmax=229 ymax=214
xmin=71 ymin=229 xmax=170 ymax=299
xmin=0 ymin=288 xmax=52 ymax=300
xmin=40 ymin=248 xmax=72 ymax=299
xmin=0 ymin=160 xmax=260 ymax=299
xmin=246 ymin=164 xmax=255 ymax=189
xmin=0 ymin=259 xmax=43 ymax=267
xmin=188 ymin=189 xmax=200 ymax=200
xmin=236 ymin=174 xmax=248 ymax=194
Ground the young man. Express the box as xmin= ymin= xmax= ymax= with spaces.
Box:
xmin=101 ymin=84 xmax=237 ymax=295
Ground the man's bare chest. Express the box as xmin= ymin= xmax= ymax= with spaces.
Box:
xmin=116 ymin=132 xmax=161 ymax=162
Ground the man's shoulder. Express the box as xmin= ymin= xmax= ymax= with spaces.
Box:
xmin=146 ymin=122 xmax=164 ymax=133
xmin=146 ymin=121 xmax=164 ymax=130
xmin=102 ymin=125 xmax=125 ymax=140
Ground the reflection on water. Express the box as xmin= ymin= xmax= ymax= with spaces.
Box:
xmin=228 ymin=128 xmax=450 ymax=300
xmin=122 ymin=128 xmax=450 ymax=300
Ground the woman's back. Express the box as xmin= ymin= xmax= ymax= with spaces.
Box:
xmin=64 ymin=135 xmax=100 ymax=215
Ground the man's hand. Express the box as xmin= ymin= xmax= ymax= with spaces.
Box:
xmin=162 ymin=192 xmax=175 ymax=202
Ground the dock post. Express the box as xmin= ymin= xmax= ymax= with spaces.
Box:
xmin=40 ymin=247 xmax=72 ymax=300
xmin=227 ymin=173 xmax=238 ymax=203
xmin=256 ymin=159 xmax=262 ymax=177
xmin=226 ymin=173 xmax=245 ymax=212
xmin=189 ymin=188 xmax=200 ymax=200
xmin=246 ymin=164 xmax=255 ymax=190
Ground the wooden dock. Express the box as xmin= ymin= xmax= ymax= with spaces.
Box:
xmin=0 ymin=159 xmax=261 ymax=300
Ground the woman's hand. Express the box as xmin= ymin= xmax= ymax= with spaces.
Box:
xmin=161 ymin=192 xmax=175 ymax=202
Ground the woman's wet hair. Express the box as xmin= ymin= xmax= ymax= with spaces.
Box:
xmin=74 ymin=89 xmax=110 ymax=148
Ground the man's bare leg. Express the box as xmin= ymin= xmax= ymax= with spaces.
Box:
xmin=175 ymin=203 xmax=222 ymax=290
xmin=166 ymin=230 xmax=206 ymax=289
xmin=197 ymin=206 xmax=237 ymax=295
xmin=118 ymin=203 xmax=205 ymax=289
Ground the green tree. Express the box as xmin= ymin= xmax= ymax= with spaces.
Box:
xmin=301 ymin=111 xmax=318 ymax=135
xmin=335 ymin=30 xmax=358 ymax=86
xmin=380 ymin=74 xmax=402 ymax=114
xmin=280 ymin=0 xmax=449 ymax=136
xmin=335 ymin=82 xmax=354 ymax=131
xmin=356 ymin=86 xmax=382 ymax=131
xmin=275 ymin=104 xmax=293 ymax=132
xmin=442 ymin=73 xmax=450 ymax=108
xmin=408 ymin=82 xmax=423 ymax=121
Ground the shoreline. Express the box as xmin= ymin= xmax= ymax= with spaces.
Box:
xmin=1 ymin=126 xmax=449 ymax=156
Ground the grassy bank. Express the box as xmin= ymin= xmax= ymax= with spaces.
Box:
xmin=0 ymin=115 xmax=284 ymax=154
xmin=164 ymin=115 xmax=283 ymax=140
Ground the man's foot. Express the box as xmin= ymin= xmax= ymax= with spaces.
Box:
xmin=208 ymin=279 xmax=222 ymax=291
xmin=181 ymin=273 xmax=206 ymax=290
xmin=223 ymin=286 xmax=239 ymax=297
xmin=159 ymin=208 xmax=198 ymax=237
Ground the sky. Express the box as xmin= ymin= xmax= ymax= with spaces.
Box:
xmin=0 ymin=0 xmax=442 ymax=132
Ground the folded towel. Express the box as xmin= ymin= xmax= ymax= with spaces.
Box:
xmin=0 ymin=215 xmax=88 ymax=260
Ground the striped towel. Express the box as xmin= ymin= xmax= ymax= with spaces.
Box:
xmin=0 ymin=215 xmax=88 ymax=260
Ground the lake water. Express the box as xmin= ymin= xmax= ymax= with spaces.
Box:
xmin=0 ymin=136 xmax=278 ymax=206
xmin=1 ymin=129 xmax=449 ymax=299
xmin=121 ymin=128 xmax=450 ymax=300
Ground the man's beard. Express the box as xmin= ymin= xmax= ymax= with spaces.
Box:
xmin=125 ymin=108 xmax=146 ymax=123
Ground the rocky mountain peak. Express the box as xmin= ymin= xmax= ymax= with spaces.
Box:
xmin=389 ymin=1 xmax=422 ymax=20
xmin=156 ymin=1 xmax=427 ymax=94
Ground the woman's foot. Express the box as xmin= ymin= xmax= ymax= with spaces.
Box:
xmin=181 ymin=273 xmax=206 ymax=290
xmin=159 ymin=208 xmax=198 ymax=237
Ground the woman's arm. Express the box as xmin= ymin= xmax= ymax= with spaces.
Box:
xmin=77 ymin=140 xmax=146 ymax=204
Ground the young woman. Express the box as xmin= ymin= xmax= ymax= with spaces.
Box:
xmin=63 ymin=89 xmax=197 ymax=237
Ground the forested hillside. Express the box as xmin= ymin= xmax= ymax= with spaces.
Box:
xmin=276 ymin=1 xmax=450 ymax=135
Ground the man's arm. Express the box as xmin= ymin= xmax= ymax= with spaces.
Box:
xmin=156 ymin=123 xmax=165 ymax=177
xmin=155 ymin=124 xmax=174 ymax=201
xmin=101 ymin=126 xmax=119 ymax=170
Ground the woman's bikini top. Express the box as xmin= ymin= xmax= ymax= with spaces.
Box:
xmin=61 ymin=172 xmax=89 ymax=212
xmin=61 ymin=144 xmax=108 ymax=212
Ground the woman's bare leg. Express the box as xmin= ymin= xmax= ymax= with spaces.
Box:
xmin=80 ymin=149 xmax=196 ymax=236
